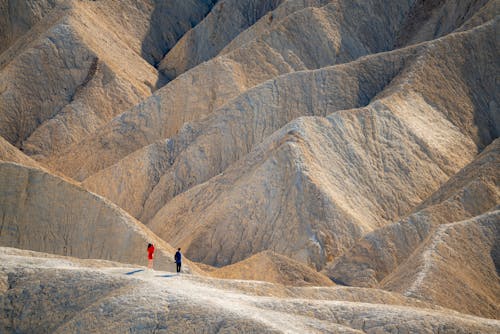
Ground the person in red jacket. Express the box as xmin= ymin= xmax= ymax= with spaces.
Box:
xmin=147 ymin=243 xmax=155 ymax=270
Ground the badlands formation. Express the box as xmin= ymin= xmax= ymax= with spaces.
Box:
xmin=0 ymin=0 xmax=499 ymax=332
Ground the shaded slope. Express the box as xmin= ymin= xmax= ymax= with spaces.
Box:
xmin=325 ymin=138 xmax=499 ymax=287
xmin=1 ymin=247 xmax=499 ymax=333
xmin=219 ymin=0 xmax=329 ymax=55
xmin=395 ymin=0 xmax=493 ymax=47
xmin=210 ymin=251 xmax=334 ymax=286
xmin=0 ymin=162 xmax=201 ymax=274
xmin=140 ymin=0 xmax=217 ymax=67
xmin=159 ymin=0 xmax=284 ymax=80
xmin=0 ymin=0 xmax=58 ymax=53
xmin=383 ymin=210 xmax=500 ymax=319
xmin=83 ymin=140 xmax=173 ymax=219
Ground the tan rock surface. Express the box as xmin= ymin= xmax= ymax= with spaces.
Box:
xmin=0 ymin=1 xmax=498 ymax=330
xmin=210 ymin=250 xmax=334 ymax=287
xmin=159 ymin=0 xmax=284 ymax=80
xmin=49 ymin=0 xmax=418 ymax=181
xmin=219 ymin=0 xmax=329 ymax=55
xmin=0 ymin=0 xmax=59 ymax=53
xmin=325 ymin=138 xmax=499 ymax=288
xmin=383 ymin=210 xmax=500 ymax=319
xmin=145 ymin=20 xmax=497 ymax=269
xmin=1 ymin=247 xmax=499 ymax=333
xmin=0 ymin=0 xmax=217 ymax=159
xmin=0 ymin=162 xmax=201 ymax=274
xmin=79 ymin=16 xmax=498 ymax=232
xmin=0 ymin=136 xmax=44 ymax=170
xmin=0 ymin=0 xmax=155 ymax=157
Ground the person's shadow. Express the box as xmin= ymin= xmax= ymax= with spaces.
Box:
xmin=156 ymin=274 xmax=176 ymax=278
xmin=124 ymin=269 xmax=145 ymax=275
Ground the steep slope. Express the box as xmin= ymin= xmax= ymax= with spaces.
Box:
xmin=0 ymin=0 xmax=155 ymax=157
xmin=0 ymin=162 xmax=201 ymax=274
xmin=77 ymin=14 xmax=497 ymax=231
xmin=325 ymin=138 xmax=499 ymax=287
xmin=383 ymin=210 xmax=500 ymax=319
xmin=0 ymin=0 xmax=218 ymax=159
xmin=49 ymin=0 xmax=418 ymax=181
xmin=2 ymin=247 xmax=499 ymax=333
xmin=219 ymin=0 xmax=329 ymax=55
xmin=0 ymin=136 xmax=46 ymax=170
xmin=83 ymin=44 xmax=410 ymax=223
xmin=159 ymin=0 xmax=284 ymax=80
xmin=395 ymin=0 xmax=492 ymax=46
xmin=210 ymin=251 xmax=334 ymax=286
xmin=82 ymin=20 xmax=498 ymax=269
xmin=0 ymin=0 xmax=59 ymax=53
xmin=139 ymin=0 xmax=217 ymax=67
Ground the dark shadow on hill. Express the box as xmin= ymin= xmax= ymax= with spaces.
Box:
xmin=491 ymin=227 xmax=500 ymax=276
xmin=140 ymin=0 xmax=217 ymax=89
xmin=459 ymin=22 xmax=499 ymax=152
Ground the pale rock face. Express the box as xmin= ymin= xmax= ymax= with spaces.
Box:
xmin=219 ymin=0 xmax=330 ymax=55
xmin=139 ymin=0 xmax=217 ymax=67
xmin=0 ymin=136 xmax=44 ymax=170
xmin=0 ymin=0 xmax=157 ymax=157
xmin=0 ymin=162 xmax=201 ymax=274
xmin=82 ymin=140 xmax=173 ymax=219
xmin=384 ymin=211 xmax=500 ymax=319
xmin=1 ymin=247 xmax=499 ymax=333
xmin=325 ymin=138 xmax=500 ymax=288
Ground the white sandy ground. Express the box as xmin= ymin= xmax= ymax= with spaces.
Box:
xmin=1 ymin=247 xmax=499 ymax=333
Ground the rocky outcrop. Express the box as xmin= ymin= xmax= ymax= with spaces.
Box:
xmin=210 ymin=251 xmax=334 ymax=286
xmin=0 ymin=162 xmax=201 ymax=274
xmin=1 ymin=247 xmax=499 ymax=333
xmin=324 ymin=138 xmax=499 ymax=287
xmin=219 ymin=0 xmax=329 ymax=55
xmin=395 ymin=0 xmax=493 ymax=46
xmin=1 ymin=1 xmax=499 ymax=330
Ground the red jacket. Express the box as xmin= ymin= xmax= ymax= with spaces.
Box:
xmin=147 ymin=244 xmax=155 ymax=259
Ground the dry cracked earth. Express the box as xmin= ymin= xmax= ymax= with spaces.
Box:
xmin=0 ymin=0 xmax=499 ymax=333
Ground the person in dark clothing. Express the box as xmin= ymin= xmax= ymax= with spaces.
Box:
xmin=174 ymin=248 xmax=182 ymax=273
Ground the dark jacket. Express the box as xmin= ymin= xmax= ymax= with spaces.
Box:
xmin=174 ymin=251 xmax=182 ymax=263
